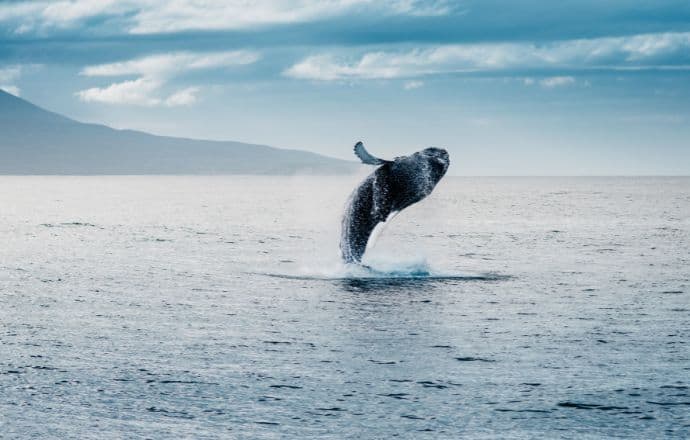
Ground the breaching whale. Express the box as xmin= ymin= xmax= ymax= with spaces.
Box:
xmin=340 ymin=141 xmax=450 ymax=263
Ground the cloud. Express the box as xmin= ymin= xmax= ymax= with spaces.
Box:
xmin=403 ymin=80 xmax=424 ymax=90
xmin=81 ymin=51 xmax=259 ymax=77
xmin=77 ymin=80 xmax=197 ymax=107
xmin=539 ymin=76 xmax=575 ymax=88
xmin=0 ymin=0 xmax=127 ymax=34
xmin=76 ymin=50 xmax=259 ymax=106
xmin=522 ymin=76 xmax=576 ymax=88
xmin=0 ymin=85 xmax=21 ymax=96
xmin=388 ymin=0 xmax=453 ymax=17
xmin=284 ymin=32 xmax=690 ymax=81
xmin=0 ymin=65 xmax=22 ymax=96
xmin=0 ymin=0 xmax=453 ymax=35
xmin=0 ymin=65 xmax=21 ymax=82
xmin=77 ymin=77 xmax=162 ymax=106
xmin=164 ymin=87 xmax=199 ymax=107
xmin=41 ymin=0 xmax=123 ymax=25
xmin=130 ymin=0 xmax=453 ymax=34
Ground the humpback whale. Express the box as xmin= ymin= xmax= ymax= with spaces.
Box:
xmin=340 ymin=141 xmax=450 ymax=263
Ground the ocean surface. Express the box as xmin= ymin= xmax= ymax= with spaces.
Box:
xmin=1 ymin=176 xmax=688 ymax=439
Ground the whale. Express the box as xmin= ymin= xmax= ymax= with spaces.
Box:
xmin=340 ymin=141 xmax=450 ymax=263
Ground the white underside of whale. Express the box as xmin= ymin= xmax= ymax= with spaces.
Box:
xmin=365 ymin=210 xmax=400 ymax=254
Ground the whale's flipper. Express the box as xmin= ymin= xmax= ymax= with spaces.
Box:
xmin=354 ymin=141 xmax=390 ymax=166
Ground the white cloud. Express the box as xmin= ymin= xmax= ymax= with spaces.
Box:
xmin=0 ymin=0 xmax=453 ymax=34
xmin=76 ymin=50 xmax=259 ymax=106
xmin=0 ymin=65 xmax=22 ymax=96
xmin=81 ymin=50 xmax=259 ymax=78
xmin=403 ymin=80 xmax=424 ymax=90
xmin=539 ymin=76 xmax=575 ymax=88
xmin=164 ymin=87 xmax=199 ymax=107
xmin=621 ymin=32 xmax=690 ymax=60
xmin=285 ymin=51 xmax=441 ymax=80
xmin=0 ymin=66 xmax=21 ymax=83
xmin=0 ymin=85 xmax=21 ymax=96
xmin=0 ymin=0 xmax=127 ymax=34
xmin=77 ymin=77 xmax=162 ymax=106
xmin=390 ymin=0 xmax=454 ymax=17
xmin=41 ymin=0 xmax=122 ymax=25
xmin=285 ymin=32 xmax=690 ymax=81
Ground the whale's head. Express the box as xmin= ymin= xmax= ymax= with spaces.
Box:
xmin=420 ymin=147 xmax=450 ymax=183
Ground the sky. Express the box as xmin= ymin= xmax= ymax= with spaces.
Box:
xmin=1 ymin=0 xmax=690 ymax=175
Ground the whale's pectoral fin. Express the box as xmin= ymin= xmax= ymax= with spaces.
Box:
xmin=354 ymin=141 xmax=390 ymax=165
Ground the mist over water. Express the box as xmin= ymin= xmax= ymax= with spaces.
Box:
xmin=1 ymin=176 xmax=689 ymax=438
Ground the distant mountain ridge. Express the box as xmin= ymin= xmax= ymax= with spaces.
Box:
xmin=0 ymin=90 xmax=357 ymax=175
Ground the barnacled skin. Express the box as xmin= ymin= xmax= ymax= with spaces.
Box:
xmin=341 ymin=146 xmax=450 ymax=263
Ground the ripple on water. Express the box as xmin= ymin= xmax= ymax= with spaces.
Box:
xmin=2 ymin=176 xmax=689 ymax=438
xmin=455 ymin=357 xmax=495 ymax=362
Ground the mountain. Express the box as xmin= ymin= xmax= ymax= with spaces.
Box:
xmin=0 ymin=90 xmax=358 ymax=175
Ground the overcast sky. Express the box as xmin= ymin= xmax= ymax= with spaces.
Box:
xmin=1 ymin=0 xmax=690 ymax=175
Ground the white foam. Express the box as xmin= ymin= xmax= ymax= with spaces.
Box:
xmin=259 ymin=254 xmax=500 ymax=281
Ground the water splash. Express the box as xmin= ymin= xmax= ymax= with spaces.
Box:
xmin=256 ymin=255 xmax=505 ymax=281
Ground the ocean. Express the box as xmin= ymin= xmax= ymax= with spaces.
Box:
xmin=1 ymin=176 xmax=688 ymax=438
